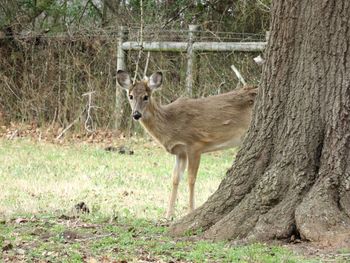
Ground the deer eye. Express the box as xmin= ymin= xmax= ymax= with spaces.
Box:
xmin=143 ymin=95 xmax=149 ymax=101
xmin=129 ymin=95 xmax=133 ymax=100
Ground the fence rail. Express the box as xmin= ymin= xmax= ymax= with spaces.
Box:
xmin=121 ymin=41 xmax=266 ymax=52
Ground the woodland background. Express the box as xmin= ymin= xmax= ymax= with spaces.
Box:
xmin=0 ymin=0 xmax=270 ymax=133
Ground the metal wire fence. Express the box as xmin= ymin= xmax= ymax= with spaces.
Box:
xmin=0 ymin=26 xmax=264 ymax=133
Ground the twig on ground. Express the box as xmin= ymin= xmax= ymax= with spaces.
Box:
xmin=76 ymin=233 xmax=114 ymax=242
xmin=9 ymin=129 xmax=18 ymax=140
xmin=55 ymin=111 xmax=84 ymax=140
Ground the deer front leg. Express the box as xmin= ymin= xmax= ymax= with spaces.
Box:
xmin=187 ymin=152 xmax=201 ymax=213
xmin=166 ymin=153 xmax=187 ymax=218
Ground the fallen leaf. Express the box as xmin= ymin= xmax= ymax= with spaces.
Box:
xmin=16 ymin=248 xmax=26 ymax=255
xmin=62 ymin=230 xmax=80 ymax=240
xmin=2 ymin=242 xmax=13 ymax=251
xmin=15 ymin=218 xmax=28 ymax=224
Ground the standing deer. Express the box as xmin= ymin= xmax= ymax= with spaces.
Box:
xmin=116 ymin=70 xmax=257 ymax=218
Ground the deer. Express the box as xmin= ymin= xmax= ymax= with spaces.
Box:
xmin=116 ymin=70 xmax=257 ymax=218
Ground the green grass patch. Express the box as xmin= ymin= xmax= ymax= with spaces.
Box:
xmin=0 ymin=138 xmax=232 ymax=219
xmin=0 ymin=214 xmax=309 ymax=262
xmin=0 ymin=138 xmax=317 ymax=262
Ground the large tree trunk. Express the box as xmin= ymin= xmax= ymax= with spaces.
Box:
xmin=170 ymin=0 xmax=350 ymax=245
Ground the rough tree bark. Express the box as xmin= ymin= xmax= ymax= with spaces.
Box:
xmin=170 ymin=0 xmax=350 ymax=245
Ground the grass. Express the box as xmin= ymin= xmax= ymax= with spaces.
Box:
xmin=0 ymin=138 xmax=230 ymax=218
xmin=0 ymin=138 xmax=321 ymax=262
xmin=0 ymin=214 xmax=304 ymax=263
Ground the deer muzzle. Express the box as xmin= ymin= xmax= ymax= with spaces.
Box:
xmin=132 ymin=111 xmax=142 ymax=120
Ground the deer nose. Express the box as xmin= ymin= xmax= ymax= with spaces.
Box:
xmin=132 ymin=111 xmax=142 ymax=120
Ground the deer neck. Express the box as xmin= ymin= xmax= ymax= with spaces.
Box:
xmin=139 ymin=99 xmax=168 ymax=142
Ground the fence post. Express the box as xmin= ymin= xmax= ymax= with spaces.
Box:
xmin=117 ymin=26 xmax=128 ymax=70
xmin=186 ymin=25 xmax=200 ymax=97
xmin=115 ymin=26 xmax=129 ymax=130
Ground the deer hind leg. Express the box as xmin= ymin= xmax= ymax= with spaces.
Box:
xmin=166 ymin=152 xmax=187 ymax=218
xmin=187 ymin=151 xmax=201 ymax=213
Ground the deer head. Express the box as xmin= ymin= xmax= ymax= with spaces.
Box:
xmin=116 ymin=70 xmax=163 ymax=121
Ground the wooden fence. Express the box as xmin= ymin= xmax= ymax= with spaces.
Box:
xmin=117 ymin=25 xmax=267 ymax=95
xmin=115 ymin=25 xmax=267 ymax=130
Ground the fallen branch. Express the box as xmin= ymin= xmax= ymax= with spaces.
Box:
xmin=230 ymin=64 xmax=246 ymax=86
xmin=9 ymin=129 xmax=18 ymax=140
xmin=76 ymin=233 xmax=114 ymax=242
xmin=82 ymin=91 xmax=96 ymax=133
xmin=55 ymin=111 xmax=84 ymax=140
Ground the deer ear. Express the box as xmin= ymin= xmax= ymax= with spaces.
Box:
xmin=116 ymin=70 xmax=131 ymax=90
xmin=148 ymin=72 xmax=163 ymax=90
